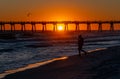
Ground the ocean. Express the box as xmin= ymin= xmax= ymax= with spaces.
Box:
xmin=0 ymin=31 xmax=120 ymax=75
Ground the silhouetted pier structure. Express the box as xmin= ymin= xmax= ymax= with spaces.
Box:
xmin=0 ymin=21 xmax=120 ymax=32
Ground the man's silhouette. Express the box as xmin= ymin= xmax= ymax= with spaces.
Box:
xmin=78 ymin=35 xmax=87 ymax=56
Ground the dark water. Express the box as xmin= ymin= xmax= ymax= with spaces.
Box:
xmin=0 ymin=31 xmax=120 ymax=74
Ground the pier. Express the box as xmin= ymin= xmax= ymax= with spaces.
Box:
xmin=0 ymin=21 xmax=120 ymax=32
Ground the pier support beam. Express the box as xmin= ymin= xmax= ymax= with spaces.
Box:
xmin=64 ymin=23 xmax=68 ymax=31
xmin=10 ymin=24 xmax=15 ymax=32
xmin=0 ymin=24 xmax=5 ymax=32
xmin=31 ymin=24 xmax=36 ymax=32
xmin=53 ymin=23 xmax=57 ymax=31
xmin=21 ymin=24 xmax=26 ymax=31
xmin=110 ymin=22 xmax=114 ymax=31
xmin=42 ymin=23 xmax=46 ymax=32
xmin=75 ymin=23 xmax=79 ymax=31
xmin=0 ymin=24 xmax=2 ymax=31
xmin=87 ymin=23 xmax=91 ymax=31
xmin=98 ymin=23 xmax=102 ymax=32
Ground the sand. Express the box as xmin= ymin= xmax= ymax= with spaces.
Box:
xmin=2 ymin=46 xmax=120 ymax=79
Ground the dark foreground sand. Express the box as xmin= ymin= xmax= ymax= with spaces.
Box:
xmin=2 ymin=46 xmax=120 ymax=79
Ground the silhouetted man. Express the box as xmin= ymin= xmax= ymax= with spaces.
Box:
xmin=78 ymin=35 xmax=87 ymax=56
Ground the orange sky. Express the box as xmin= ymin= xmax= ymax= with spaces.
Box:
xmin=0 ymin=0 xmax=120 ymax=21
xmin=0 ymin=0 xmax=120 ymax=30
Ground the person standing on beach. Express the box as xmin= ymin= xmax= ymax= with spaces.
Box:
xmin=78 ymin=35 xmax=87 ymax=56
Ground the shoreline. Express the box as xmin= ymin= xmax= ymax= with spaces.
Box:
xmin=0 ymin=56 xmax=68 ymax=79
xmin=2 ymin=45 xmax=120 ymax=79
xmin=0 ymin=48 xmax=106 ymax=79
xmin=0 ymin=47 xmax=113 ymax=79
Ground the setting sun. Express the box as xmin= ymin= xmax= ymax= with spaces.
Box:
xmin=58 ymin=26 xmax=64 ymax=31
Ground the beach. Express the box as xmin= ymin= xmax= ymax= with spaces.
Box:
xmin=1 ymin=0 xmax=120 ymax=79
xmin=2 ymin=45 xmax=120 ymax=79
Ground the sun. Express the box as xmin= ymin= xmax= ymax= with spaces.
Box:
xmin=58 ymin=25 xmax=63 ymax=31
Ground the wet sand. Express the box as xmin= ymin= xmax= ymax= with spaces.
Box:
xmin=2 ymin=46 xmax=120 ymax=79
